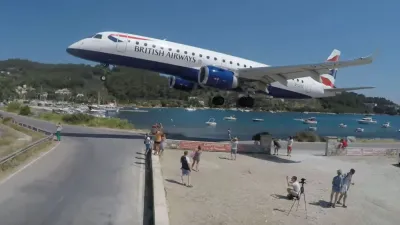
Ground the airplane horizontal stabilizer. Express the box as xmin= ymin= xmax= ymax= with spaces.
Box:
xmin=325 ymin=87 xmax=375 ymax=92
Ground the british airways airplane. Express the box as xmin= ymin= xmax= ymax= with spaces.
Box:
xmin=66 ymin=31 xmax=375 ymax=108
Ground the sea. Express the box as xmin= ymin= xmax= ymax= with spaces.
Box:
xmin=114 ymin=108 xmax=400 ymax=141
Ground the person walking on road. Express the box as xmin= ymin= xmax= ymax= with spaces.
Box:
xmin=192 ymin=145 xmax=202 ymax=171
xmin=180 ymin=151 xmax=192 ymax=187
xmin=55 ymin=123 xmax=62 ymax=141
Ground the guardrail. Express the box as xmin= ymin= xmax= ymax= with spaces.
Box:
xmin=0 ymin=112 xmax=54 ymax=165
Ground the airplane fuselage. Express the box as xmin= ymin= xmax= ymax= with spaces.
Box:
xmin=67 ymin=31 xmax=335 ymax=99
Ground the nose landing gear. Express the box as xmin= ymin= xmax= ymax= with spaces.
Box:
xmin=100 ymin=63 xmax=110 ymax=82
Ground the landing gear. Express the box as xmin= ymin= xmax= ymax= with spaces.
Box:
xmin=212 ymin=96 xmax=225 ymax=106
xmin=100 ymin=63 xmax=110 ymax=82
xmin=237 ymin=96 xmax=255 ymax=108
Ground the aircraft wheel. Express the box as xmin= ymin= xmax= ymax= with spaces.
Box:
xmin=237 ymin=96 xmax=255 ymax=108
xmin=212 ymin=96 xmax=225 ymax=106
xmin=100 ymin=75 xmax=107 ymax=81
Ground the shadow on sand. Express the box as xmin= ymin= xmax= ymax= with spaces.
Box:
xmin=239 ymin=153 xmax=301 ymax=164
xmin=309 ymin=200 xmax=332 ymax=208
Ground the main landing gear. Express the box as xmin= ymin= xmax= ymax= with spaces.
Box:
xmin=211 ymin=95 xmax=255 ymax=108
xmin=237 ymin=96 xmax=255 ymax=108
xmin=100 ymin=63 xmax=111 ymax=82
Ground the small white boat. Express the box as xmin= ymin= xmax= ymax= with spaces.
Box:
xmin=252 ymin=118 xmax=264 ymax=122
xmin=358 ymin=117 xmax=377 ymax=124
xmin=185 ymin=107 xmax=196 ymax=111
xmin=355 ymin=128 xmax=364 ymax=132
xmin=382 ymin=122 xmax=390 ymax=128
xmin=339 ymin=123 xmax=347 ymax=128
xmin=303 ymin=117 xmax=317 ymax=124
xmin=308 ymin=126 xmax=317 ymax=131
xmin=205 ymin=118 xmax=217 ymax=126
xmin=223 ymin=115 xmax=237 ymax=121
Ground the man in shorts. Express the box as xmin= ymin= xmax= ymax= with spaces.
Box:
xmin=337 ymin=168 xmax=356 ymax=208
xmin=180 ymin=151 xmax=192 ymax=187
xmin=329 ymin=169 xmax=343 ymax=208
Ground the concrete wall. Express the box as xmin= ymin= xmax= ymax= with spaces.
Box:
xmin=164 ymin=139 xmax=271 ymax=153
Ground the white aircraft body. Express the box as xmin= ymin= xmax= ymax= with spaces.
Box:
xmin=67 ymin=31 xmax=375 ymax=107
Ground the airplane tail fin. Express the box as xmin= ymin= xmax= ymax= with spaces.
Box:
xmin=320 ymin=49 xmax=341 ymax=88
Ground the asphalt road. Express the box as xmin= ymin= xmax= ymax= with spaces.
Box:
xmin=0 ymin=111 xmax=146 ymax=225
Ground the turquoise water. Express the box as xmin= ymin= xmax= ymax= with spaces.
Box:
xmin=116 ymin=108 xmax=400 ymax=140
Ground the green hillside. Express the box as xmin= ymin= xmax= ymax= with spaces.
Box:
xmin=0 ymin=59 xmax=398 ymax=115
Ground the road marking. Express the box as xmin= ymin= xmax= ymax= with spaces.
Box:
xmin=0 ymin=141 xmax=61 ymax=186
xmin=137 ymin=147 xmax=145 ymax=224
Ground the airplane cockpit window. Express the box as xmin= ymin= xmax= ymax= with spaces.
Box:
xmin=93 ymin=34 xmax=102 ymax=39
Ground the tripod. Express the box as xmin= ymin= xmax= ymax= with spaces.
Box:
xmin=287 ymin=184 xmax=308 ymax=218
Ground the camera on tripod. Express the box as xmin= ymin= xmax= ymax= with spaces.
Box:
xmin=299 ymin=178 xmax=306 ymax=185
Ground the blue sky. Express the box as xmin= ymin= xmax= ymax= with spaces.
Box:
xmin=0 ymin=0 xmax=398 ymax=103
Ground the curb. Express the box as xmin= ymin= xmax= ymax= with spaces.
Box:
xmin=151 ymin=155 xmax=170 ymax=225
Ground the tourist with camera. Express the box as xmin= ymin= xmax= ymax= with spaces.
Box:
xmin=286 ymin=176 xmax=300 ymax=199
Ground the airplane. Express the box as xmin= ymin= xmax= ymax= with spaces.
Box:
xmin=66 ymin=31 xmax=375 ymax=108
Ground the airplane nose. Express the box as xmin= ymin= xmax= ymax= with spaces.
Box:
xmin=66 ymin=41 xmax=82 ymax=56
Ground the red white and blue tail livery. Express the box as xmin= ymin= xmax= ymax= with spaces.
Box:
xmin=66 ymin=31 xmax=375 ymax=107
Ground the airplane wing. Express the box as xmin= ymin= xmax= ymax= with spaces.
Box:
xmin=237 ymin=53 xmax=374 ymax=84
xmin=325 ymin=87 xmax=375 ymax=93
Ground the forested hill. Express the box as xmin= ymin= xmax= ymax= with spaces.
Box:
xmin=0 ymin=59 xmax=398 ymax=115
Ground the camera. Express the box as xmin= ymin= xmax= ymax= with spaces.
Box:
xmin=299 ymin=178 xmax=306 ymax=184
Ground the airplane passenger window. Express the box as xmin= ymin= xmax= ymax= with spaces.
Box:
xmin=168 ymin=48 xmax=172 ymax=51
xmin=214 ymin=57 xmax=217 ymax=61
xmin=93 ymin=34 xmax=102 ymax=39
xmin=199 ymin=54 xmax=202 ymax=57
xmin=230 ymin=61 xmax=232 ymax=64
xmin=244 ymin=65 xmax=247 ymax=68
xmin=176 ymin=49 xmax=180 ymax=53
xmin=237 ymin=63 xmax=240 ymax=66
xmin=184 ymin=51 xmax=187 ymax=54
xmin=192 ymin=53 xmax=195 ymax=56
xmin=250 ymin=66 xmax=253 ymax=68
xmin=136 ymin=41 xmax=139 ymax=45
xmin=152 ymin=45 xmax=156 ymax=48
xmin=144 ymin=43 xmax=147 ymax=46
xmin=160 ymin=46 xmax=164 ymax=49
xmin=223 ymin=59 xmax=226 ymax=63
xmin=207 ymin=56 xmax=210 ymax=59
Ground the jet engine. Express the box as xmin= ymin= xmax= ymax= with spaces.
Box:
xmin=198 ymin=66 xmax=239 ymax=90
xmin=168 ymin=76 xmax=198 ymax=92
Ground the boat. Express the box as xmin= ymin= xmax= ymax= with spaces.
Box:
xmin=339 ymin=123 xmax=347 ymax=128
xmin=308 ymin=126 xmax=317 ymax=131
xmin=303 ymin=117 xmax=317 ymax=124
xmin=357 ymin=117 xmax=377 ymax=124
xmin=355 ymin=128 xmax=364 ymax=132
xmin=223 ymin=115 xmax=237 ymax=121
xmin=382 ymin=122 xmax=390 ymax=128
xmin=205 ymin=118 xmax=217 ymax=126
xmin=252 ymin=118 xmax=264 ymax=122
xmin=185 ymin=107 xmax=196 ymax=111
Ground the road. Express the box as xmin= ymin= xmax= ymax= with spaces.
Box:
xmin=0 ymin=111 xmax=147 ymax=225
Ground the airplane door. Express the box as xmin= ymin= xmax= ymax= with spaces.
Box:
xmin=116 ymin=40 xmax=127 ymax=52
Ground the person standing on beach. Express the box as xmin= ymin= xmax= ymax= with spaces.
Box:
xmin=231 ymin=137 xmax=239 ymax=160
xmin=228 ymin=128 xmax=231 ymax=140
xmin=329 ymin=169 xmax=343 ymax=208
xmin=55 ymin=123 xmax=62 ymax=141
xmin=192 ymin=145 xmax=202 ymax=171
xmin=287 ymin=136 xmax=293 ymax=157
xmin=180 ymin=151 xmax=192 ymax=187
xmin=273 ymin=138 xmax=281 ymax=155
xmin=337 ymin=168 xmax=356 ymax=208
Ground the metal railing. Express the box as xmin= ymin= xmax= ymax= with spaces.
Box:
xmin=0 ymin=112 xmax=54 ymax=165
